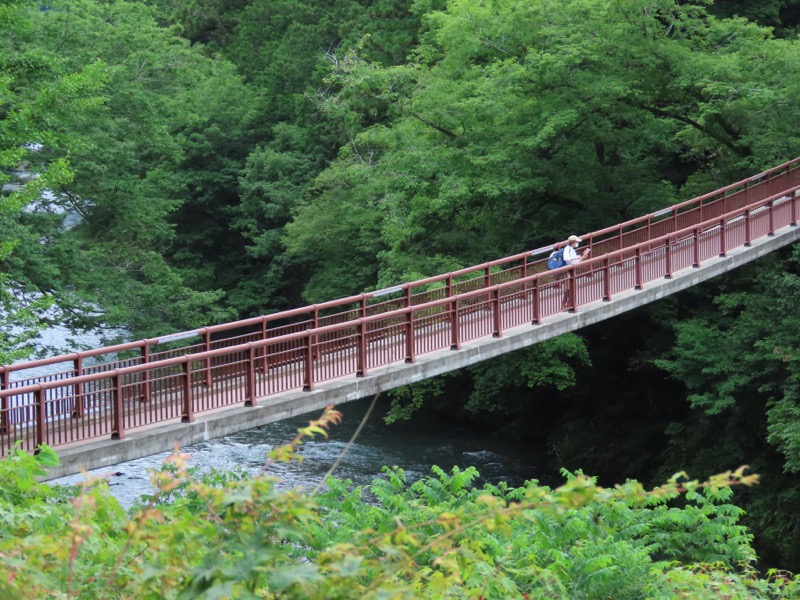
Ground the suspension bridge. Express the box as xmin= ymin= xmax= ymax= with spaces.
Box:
xmin=3 ymin=157 xmax=800 ymax=479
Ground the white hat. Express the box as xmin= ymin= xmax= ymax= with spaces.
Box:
xmin=568 ymin=235 xmax=582 ymax=243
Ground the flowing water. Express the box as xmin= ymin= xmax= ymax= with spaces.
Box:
xmin=51 ymin=395 xmax=548 ymax=508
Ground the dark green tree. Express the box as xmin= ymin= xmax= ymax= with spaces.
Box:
xmin=288 ymin=0 xmax=800 ymax=299
xmin=5 ymin=0 xmax=254 ymax=339
xmin=0 ymin=0 xmax=106 ymax=357
xmin=653 ymin=247 xmax=800 ymax=566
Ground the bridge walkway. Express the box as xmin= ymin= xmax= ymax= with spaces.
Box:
xmin=0 ymin=157 xmax=798 ymax=478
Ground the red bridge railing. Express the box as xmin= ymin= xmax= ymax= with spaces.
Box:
xmin=1 ymin=157 xmax=799 ymax=455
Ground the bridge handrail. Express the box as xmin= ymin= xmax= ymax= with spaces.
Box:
xmin=2 ymin=156 xmax=799 ymax=383
xmin=543 ymin=184 xmax=800 ymax=274
xmin=2 ymin=180 xmax=797 ymax=401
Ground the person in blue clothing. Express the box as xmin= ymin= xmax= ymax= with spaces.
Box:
xmin=561 ymin=235 xmax=590 ymax=309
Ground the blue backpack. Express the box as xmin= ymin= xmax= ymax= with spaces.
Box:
xmin=547 ymin=248 xmax=566 ymax=270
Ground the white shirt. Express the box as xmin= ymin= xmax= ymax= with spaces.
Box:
xmin=563 ymin=244 xmax=580 ymax=264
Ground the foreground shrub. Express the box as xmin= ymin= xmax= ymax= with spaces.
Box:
xmin=0 ymin=408 xmax=798 ymax=598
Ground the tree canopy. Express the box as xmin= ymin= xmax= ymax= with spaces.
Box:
xmin=3 ymin=0 xmax=800 ymax=574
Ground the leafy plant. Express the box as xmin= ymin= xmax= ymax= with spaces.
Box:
xmin=2 ymin=418 xmax=798 ymax=599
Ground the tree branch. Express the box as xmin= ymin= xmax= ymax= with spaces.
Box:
xmin=633 ymin=101 xmax=748 ymax=157
xmin=410 ymin=112 xmax=459 ymax=139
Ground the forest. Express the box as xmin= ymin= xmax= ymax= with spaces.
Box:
xmin=3 ymin=0 xmax=800 ymax=596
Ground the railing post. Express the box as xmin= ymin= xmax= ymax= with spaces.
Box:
xmin=634 ymin=247 xmax=643 ymax=290
xmin=181 ymin=361 xmax=194 ymax=423
xmin=450 ymin=297 xmax=461 ymax=350
xmin=719 ymin=218 xmax=727 ymax=257
xmin=72 ymin=356 xmax=84 ymax=418
xmin=744 ymin=209 xmax=752 ymax=246
xmin=260 ymin=321 xmax=270 ymax=374
xmin=446 ymin=274 xmax=453 ymax=298
xmin=568 ymin=269 xmax=579 ymax=311
xmin=311 ymin=306 xmax=320 ymax=360
xmin=484 ymin=266 xmax=491 ymax=289
xmin=357 ymin=297 xmax=368 ymax=377
xmin=692 ymin=228 xmax=701 ymax=268
xmin=356 ymin=319 xmax=367 ymax=377
xmin=35 ymin=388 xmax=45 ymax=450
xmin=664 ymin=239 xmax=673 ymax=279
xmin=0 ymin=370 xmax=7 ymax=434
xmin=603 ymin=257 xmax=612 ymax=298
xmin=303 ymin=333 xmax=314 ymax=391
xmin=256 ymin=319 xmax=267 ymax=373
xmin=792 ymin=191 xmax=798 ymax=226
xmin=405 ymin=308 xmax=415 ymax=363
xmin=111 ymin=373 xmax=125 ymax=440
xmin=140 ymin=343 xmax=151 ymax=402
xmin=768 ymin=199 xmax=775 ymax=236
xmin=531 ymin=278 xmax=541 ymax=324
xmin=492 ymin=288 xmax=502 ymax=337
xmin=203 ymin=330 xmax=213 ymax=388
xmin=245 ymin=345 xmax=255 ymax=407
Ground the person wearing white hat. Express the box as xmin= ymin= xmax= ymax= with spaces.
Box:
xmin=561 ymin=235 xmax=590 ymax=309
xmin=563 ymin=235 xmax=590 ymax=265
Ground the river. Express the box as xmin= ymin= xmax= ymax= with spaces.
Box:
xmin=51 ymin=395 xmax=548 ymax=509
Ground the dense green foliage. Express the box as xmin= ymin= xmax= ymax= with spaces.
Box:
xmin=287 ymin=0 xmax=800 ymax=299
xmin=2 ymin=431 xmax=799 ymax=599
xmin=3 ymin=0 xmax=800 ymax=576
